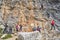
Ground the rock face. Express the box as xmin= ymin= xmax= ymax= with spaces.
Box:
xmin=17 ymin=31 xmax=42 ymax=40
xmin=0 ymin=0 xmax=47 ymax=28
xmin=0 ymin=0 xmax=60 ymax=40
xmin=46 ymin=0 xmax=60 ymax=30
xmin=0 ymin=0 xmax=59 ymax=29
xmin=0 ymin=0 xmax=60 ymax=32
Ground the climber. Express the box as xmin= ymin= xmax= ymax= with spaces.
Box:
xmin=37 ymin=26 xmax=41 ymax=32
xmin=19 ymin=24 xmax=22 ymax=31
xmin=51 ymin=19 xmax=55 ymax=30
xmin=32 ymin=26 xmax=37 ymax=31
xmin=3 ymin=23 xmax=8 ymax=33
xmin=30 ymin=23 xmax=36 ymax=31
xmin=8 ymin=26 xmax=12 ymax=34
xmin=16 ymin=24 xmax=19 ymax=32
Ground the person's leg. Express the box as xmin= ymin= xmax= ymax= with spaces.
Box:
xmin=3 ymin=28 xmax=7 ymax=33
xmin=51 ymin=25 xmax=55 ymax=30
xmin=51 ymin=25 xmax=52 ymax=30
xmin=16 ymin=28 xmax=18 ymax=32
xmin=3 ymin=29 xmax=5 ymax=33
xmin=53 ymin=26 xmax=55 ymax=30
xmin=39 ymin=30 xmax=41 ymax=33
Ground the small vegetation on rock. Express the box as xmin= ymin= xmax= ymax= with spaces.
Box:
xmin=0 ymin=28 xmax=3 ymax=33
xmin=2 ymin=34 xmax=12 ymax=39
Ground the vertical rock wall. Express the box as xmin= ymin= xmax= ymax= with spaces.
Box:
xmin=0 ymin=0 xmax=46 ymax=28
xmin=0 ymin=0 xmax=60 ymax=31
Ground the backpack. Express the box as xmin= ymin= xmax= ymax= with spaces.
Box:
xmin=51 ymin=20 xmax=55 ymax=26
xmin=32 ymin=27 xmax=36 ymax=31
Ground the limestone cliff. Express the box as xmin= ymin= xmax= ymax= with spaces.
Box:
xmin=0 ymin=0 xmax=47 ymax=28
xmin=0 ymin=0 xmax=60 ymax=40
xmin=0 ymin=0 xmax=60 ymax=31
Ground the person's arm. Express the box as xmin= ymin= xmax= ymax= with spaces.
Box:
xmin=55 ymin=24 xmax=59 ymax=27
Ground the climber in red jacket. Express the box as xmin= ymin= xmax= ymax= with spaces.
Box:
xmin=51 ymin=20 xmax=55 ymax=30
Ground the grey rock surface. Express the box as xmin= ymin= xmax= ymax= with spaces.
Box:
xmin=17 ymin=31 xmax=42 ymax=40
xmin=0 ymin=0 xmax=59 ymax=29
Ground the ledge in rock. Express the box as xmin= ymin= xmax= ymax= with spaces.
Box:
xmin=17 ymin=31 xmax=42 ymax=40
